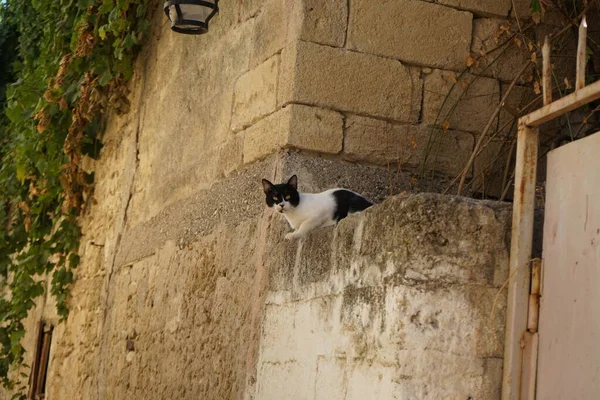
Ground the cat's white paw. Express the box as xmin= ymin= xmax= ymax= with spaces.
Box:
xmin=285 ymin=232 xmax=299 ymax=240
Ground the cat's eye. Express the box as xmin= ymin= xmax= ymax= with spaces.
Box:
xmin=273 ymin=196 xmax=279 ymax=201
xmin=285 ymin=195 xmax=291 ymax=200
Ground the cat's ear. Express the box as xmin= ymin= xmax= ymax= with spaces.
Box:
xmin=287 ymin=175 xmax=298 ymax=190
xmin=261 ymin=179 xmax=275 ymax=194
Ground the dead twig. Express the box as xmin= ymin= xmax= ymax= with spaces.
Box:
xmin=456 ymin=61 xmax=531 ymax=195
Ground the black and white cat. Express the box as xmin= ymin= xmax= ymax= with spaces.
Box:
xmin=261 ymin=175 xmax=373 ymax=240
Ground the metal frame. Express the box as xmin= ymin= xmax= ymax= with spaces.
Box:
xmin=501 ymin=15 xmax=600 ymax=400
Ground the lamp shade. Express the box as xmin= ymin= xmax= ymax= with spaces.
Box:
xmin=163 ymin=0 xmax=219 ymax=35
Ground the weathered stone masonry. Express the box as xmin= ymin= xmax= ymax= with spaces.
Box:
xmin=5 ymin=1 xmax=549 ymax=399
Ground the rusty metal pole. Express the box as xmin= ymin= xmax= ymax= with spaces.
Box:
xmin=502 ymin=121 xmax=539 ymax=400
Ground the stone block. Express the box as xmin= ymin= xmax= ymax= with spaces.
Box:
xmin=314 ymin=358 xmax=346 ymax=400
xmin=237 ymin=0 xmax=263 ymax=22
xmin=264 ymin=216 xmax=298 ymax=292
xmin=385 ymin=285 xmax=505 ymax=358
xmin=439 ymin=0 xmax=511 ymax=17
xmin=215 ymin=135 xmax=244 ymax=177
xmin=242 ymin=110 xmax=286 ymax=164
xmin=423 ymin=69 xmax=500 ymax=133
xmin=286 ymin=104 xmax=343 ymax=154
xmin=347 ymin=0 xmax=472 ymax=71
xmin=255 ymin=360 xmax=306 ymax=400
xmin=471 ymin=18 xmax=533 ymax=83
xmin=297 ymin=227 xmax=334 ymax=286
xmin=510 ymin=0 xmax=532 ymax=20
xmin=343 ymin=116 xmax=474 ymax=177
xmin=287 ymin=0 xmax=347 ymax=47
xmin=259 ymin=303 xmax=299 ymax=362
xmin=359 ymin=194 xmax=510 ymax=287
xmin=232 ymin=55 xmax=279 ymax=132
xmin=279 ymin=41 xmax=421 ymax=123
xmin=250 ymin=0 xmax=288 ymax=67
xmin=242 ymin=104 xmax=344 ymax=164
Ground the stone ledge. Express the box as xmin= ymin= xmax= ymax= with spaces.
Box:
xmin=266 ymin=192 xmax=512 ymax=296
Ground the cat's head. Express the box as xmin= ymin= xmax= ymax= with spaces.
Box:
xmin=261 ymin=175 xmax=300 ymax=213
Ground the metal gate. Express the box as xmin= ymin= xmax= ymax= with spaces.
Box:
xmin=501 ymin=14 xmax=600 ymax=400
xmin=536 ymin=132 xmax=600 ymax=399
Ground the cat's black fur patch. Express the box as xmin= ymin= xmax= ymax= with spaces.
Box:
xmin=332 ymin=190 xmax=373 ymax=221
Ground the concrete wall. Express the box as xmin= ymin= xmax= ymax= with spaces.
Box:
xmin=4 ymin=1 xmax=536 ymax=399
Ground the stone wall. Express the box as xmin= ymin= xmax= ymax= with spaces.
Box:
xmin=3 ymin=1 xmax=540 ymax=399
xmin=257 ymin=194 xmax=511 ymax=400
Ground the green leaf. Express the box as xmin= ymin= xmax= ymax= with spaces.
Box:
xmin=0 ymin=0 xmax=151 ymax=388
xmin=98 ymin=0 xmax=115 ymax=14
xmin=98 ymin=68 xmax=113 ymax=87
xmin=15 ymin=164 xmax=27 ymax=184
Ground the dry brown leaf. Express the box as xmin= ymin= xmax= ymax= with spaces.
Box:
xmin=441 ymin=120 xmax=450 ymax=131
xmin=528 ymin=41 xmax=534 ymax=52
xmin=465 ymin=55 xmax=476 ymax=67
xmin=59 ymin=97 xmax=69 ymax=110
xmin=460 ymin=82 xmax=468 ymax=89
xmin=525 ymin=73 xmax=534 ymax=83
xmin=534 ymin=81 xmax=541 ymax=95
xmin=18 ymin=201 xmax=30 ymax=214
xmin=531 ymin=52 xmax=538 ymax=64
xmin=514 ymin=37 xmax=522 ymax=48
xmin=532 ymin=12 xmax=542 ymax=24
xmin=410 ymin=136 xmax=417 ymax=149
xmin=24 ymin=216 xmax=32 ymax=232
xmin=564 ymin=77 xmax=572 ymax=90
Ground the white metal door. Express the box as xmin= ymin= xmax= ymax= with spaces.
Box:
xmin=537 ymin=132 xmax=600 ymax=399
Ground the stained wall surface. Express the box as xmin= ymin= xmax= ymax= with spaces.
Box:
xmin=3 ymin=0 xmax=538 ymax=399
xmin=256 ymin=194 xmax=511 ymax=400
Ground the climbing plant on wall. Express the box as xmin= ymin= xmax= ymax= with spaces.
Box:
xmin=0 ymin=0 xmax=150 ymax=394
xmin=420 ymin=0 xmax=599 ymax=199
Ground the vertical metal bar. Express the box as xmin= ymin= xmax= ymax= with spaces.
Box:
xmin=502 ymin=122 xmax=539 ymax=400
xmin=521 ymin=332 xmax=539 ymax=400
xmin=528 ymin=259 xmax=542 ymax=332
xmin=542 ymin=37 xmax=552 ymax=106
xmin=576 ymin=15 xmax=588 ymax=90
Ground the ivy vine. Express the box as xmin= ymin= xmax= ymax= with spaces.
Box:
xmin=0 ymin=0 xmax=150 ymax=394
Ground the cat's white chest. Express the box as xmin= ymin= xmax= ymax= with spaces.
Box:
xmin=281 ymin=191 xmax=336 ymax=230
